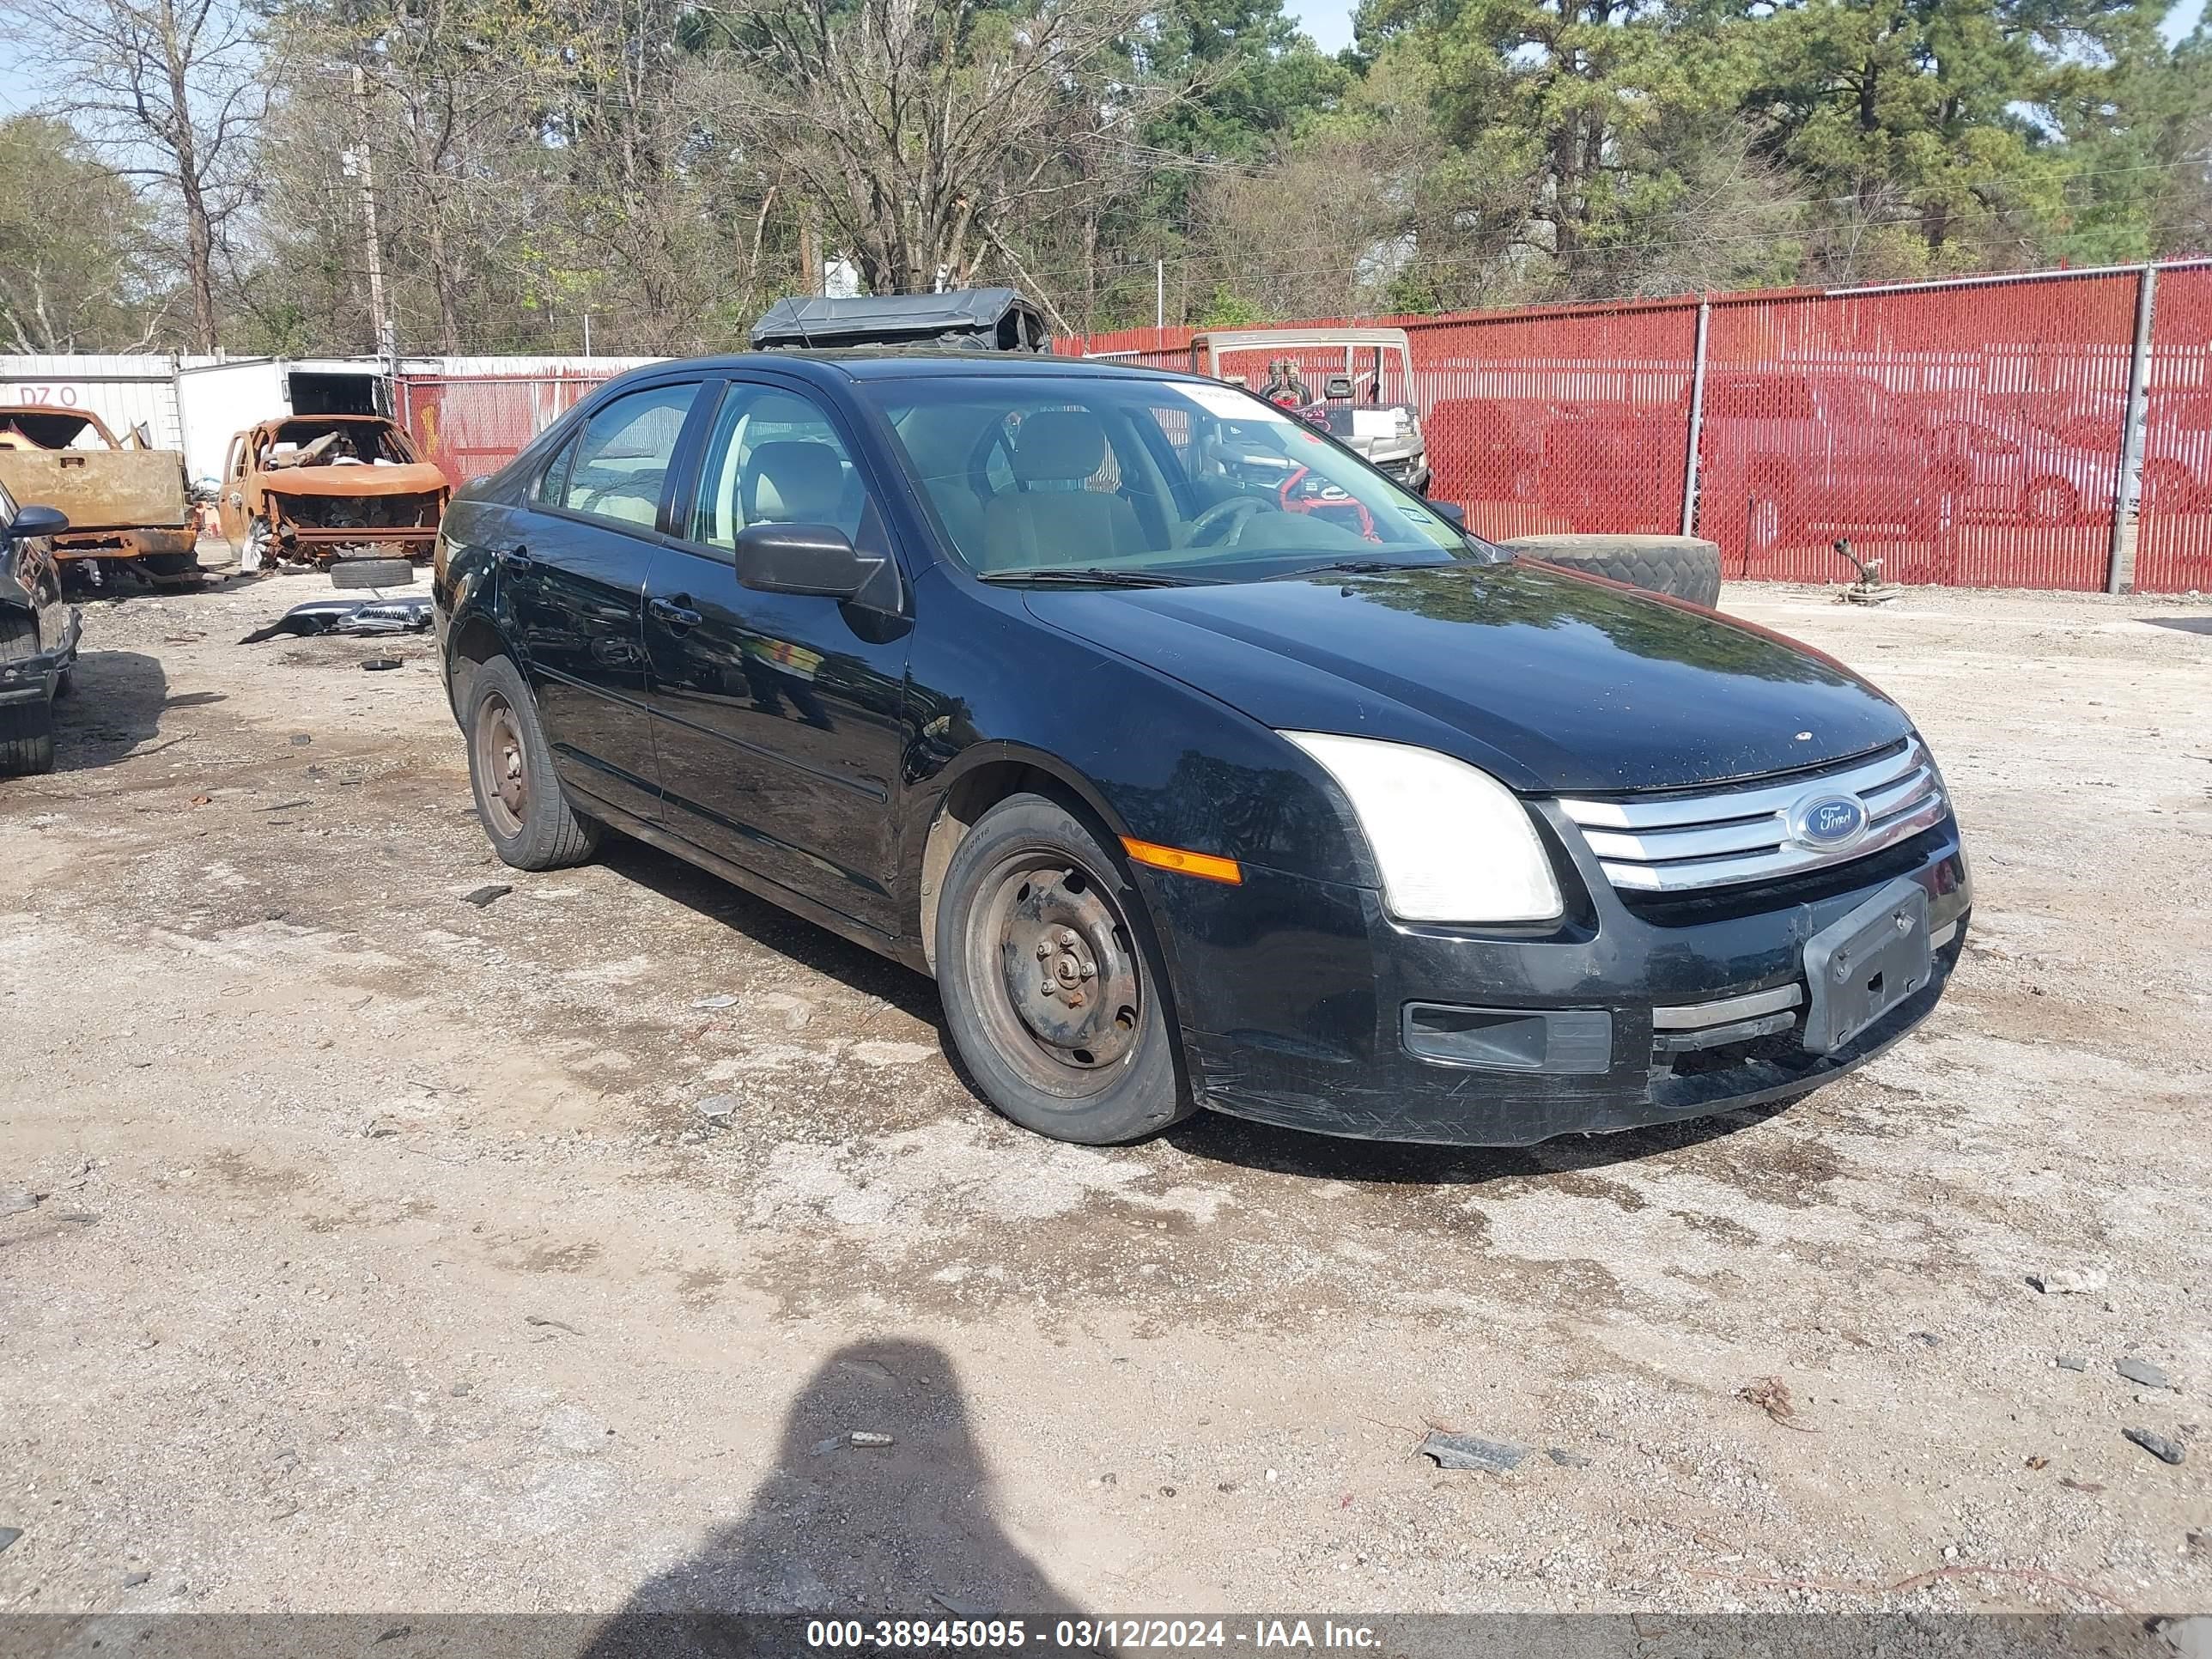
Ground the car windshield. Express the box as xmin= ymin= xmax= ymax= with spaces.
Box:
xmin=866 ymin=374 xmax=1496 ymax=584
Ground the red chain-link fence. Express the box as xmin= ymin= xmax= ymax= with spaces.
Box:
xmin=1696 ymin=270 xmax=2142 ymax=590
xmin=398 ymin=262 xmax=2211 ymax=592
xmin=398 ymin=374 xmax=607 ymax=483
xmin=2136 ymin=263 xmax=2212 ymax=595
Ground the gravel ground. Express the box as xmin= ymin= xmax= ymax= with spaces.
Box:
xmin=2 ymin=556 xmax=2209 ymax=1624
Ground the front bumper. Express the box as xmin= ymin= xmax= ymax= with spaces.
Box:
xmin=1143 ymin=811 xmax=1970 ymax=1146
xmin=0 ymin=605 xmax=81 ymax=708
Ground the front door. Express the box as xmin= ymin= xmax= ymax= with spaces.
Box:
xmin=219 ymin=435 xmax=248 ymax=550
xmin=641 ymin=378 xmax=912 ymax=932
xmin=502 ymin=379 xmax=702 ymax=825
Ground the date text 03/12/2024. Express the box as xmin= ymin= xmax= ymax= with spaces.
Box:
xmin=804 ymin=1618 xmax=1382 ymax=1650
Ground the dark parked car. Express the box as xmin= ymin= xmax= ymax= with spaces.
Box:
xmin=433 ymin=319 xmax=1970 ymax=1148
xmin=1 ymin=483 xmax=77 ymax=775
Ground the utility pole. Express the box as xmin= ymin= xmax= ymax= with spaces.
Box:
xmin=351 ymin=64 xmax=392 ymax=358
xmin=2107 ymin=263 xmax=2158 ymax=594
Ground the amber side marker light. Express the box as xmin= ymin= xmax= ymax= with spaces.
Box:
xmin=1121 ymin=836 xmax=1242 ymax=885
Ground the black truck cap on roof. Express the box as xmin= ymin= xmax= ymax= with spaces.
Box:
xmin=749 ymin=289 xmax=1052 ymax=354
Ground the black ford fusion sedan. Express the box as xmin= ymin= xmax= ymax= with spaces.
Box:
xmin=432 ymin=345 xmax=1969 ymax=1147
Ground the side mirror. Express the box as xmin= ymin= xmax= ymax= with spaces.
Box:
xmin=3 ymin=504 xmax=69 ymax=541
xmin=735 ymin=521 xmax=900 ymax=611
xmin=1324 ymin=375 xmax=1354 ymax=400
xmin=1428 ymin=501 xmax=1466 ymax=526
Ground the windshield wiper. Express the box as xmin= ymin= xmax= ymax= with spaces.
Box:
xmin=976 ymin=568 xmax=1217 ymax=588
xmin=1260 ymin=558 xmax=1431 ymax=580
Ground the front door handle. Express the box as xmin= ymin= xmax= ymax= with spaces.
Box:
xmin=650 ymin=595 xmax=702 ymax=629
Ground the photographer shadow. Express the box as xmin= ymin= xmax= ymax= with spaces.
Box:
xmin=583 ymin=1339 xmax=1077 ymax=1657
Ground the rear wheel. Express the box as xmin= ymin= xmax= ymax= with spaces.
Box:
xmin=463 ymin=655 xmax=600 ymax=870
xmin=2022 ymin=476 xmax=2079 ymax=526
xmin=934 ymin=793 xmax=1190 ymax=1145
xmin=142 ymin=550 xmax=203 ymax=586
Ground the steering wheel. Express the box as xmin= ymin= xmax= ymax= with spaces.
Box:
xmin=1188 ymin=495 xmax=1268 ymax=547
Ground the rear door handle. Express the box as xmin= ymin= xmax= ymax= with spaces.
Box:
xmin=650 ymin=595 xmax=702 ymax=629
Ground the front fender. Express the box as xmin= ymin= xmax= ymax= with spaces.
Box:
xmin=900 ymin=568 xmax=1371 ymax=885
xmin=895 ymin=568 xmax=1379 ymax=992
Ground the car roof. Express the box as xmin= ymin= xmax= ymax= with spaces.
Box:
xmin=612 ymin=349 xmax=1208 ymax=386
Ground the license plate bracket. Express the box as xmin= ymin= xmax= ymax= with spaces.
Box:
xmin=1802 ymin=878 xmax=1932 ymax=1054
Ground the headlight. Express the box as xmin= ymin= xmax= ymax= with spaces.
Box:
xmin=1283 ymin=733 xmax=1563 ymax=923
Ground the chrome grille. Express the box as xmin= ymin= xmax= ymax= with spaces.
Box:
xmin=1558 ymin=740 xmax=1948 ymax=895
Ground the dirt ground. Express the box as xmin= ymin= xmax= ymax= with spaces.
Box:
xmin=2 ymin=549 xmax=2209 ymax=1626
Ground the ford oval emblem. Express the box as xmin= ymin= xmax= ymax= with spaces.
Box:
xmin=1792 ymin=793 xmax=1867 ymax=850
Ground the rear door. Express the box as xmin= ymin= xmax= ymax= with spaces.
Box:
xmin=501 ymin=379 xmax=705 ymax=826
xmin=641 ymin=376 xmax=913 ymax=931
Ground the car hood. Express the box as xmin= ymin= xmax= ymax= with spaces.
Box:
xmin=260 ymin=462 xmax=450 ymax=498
xmin=1023 ymin=562 xmax=1913 ymax=794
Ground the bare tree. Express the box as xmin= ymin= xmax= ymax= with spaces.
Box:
xmin=708 ymin=0 xmax=1170 ymax=300
xmin=7 ymin=0 xmax=265 ymax=350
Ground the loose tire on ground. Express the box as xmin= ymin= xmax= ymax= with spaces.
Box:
xmin=331 ymin=557 xmax=416 ymax=591
xmin=1502 ymin=533 xmax=1724 ymax=609
xmin=934 ymin=792 xmax=1192 ymax=1146
xmin=462 ymin=654 xmax=600 ymax=871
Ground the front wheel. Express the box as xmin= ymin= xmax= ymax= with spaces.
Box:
xmin=463 ymin=654 xmax=600 ymax=870
xmin=0 ymin=699 xmax=56 ymax=775
xmin=934 ymin=793 xmax=1191 ymax=1145
xmin=1744 ymin=477 xmax=1790 ymax=556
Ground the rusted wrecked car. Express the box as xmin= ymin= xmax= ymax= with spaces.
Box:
xmin=217 ymin=415 xmax=450 ymax=572
xmin=0 ymin=406 xmax=198 ymax=588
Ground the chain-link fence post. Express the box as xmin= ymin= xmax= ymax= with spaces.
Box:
xmin=2106 ymin=264 xmax=2159 ymax=594
xmin=1680 ymin=297 xmax=1712 ymax=537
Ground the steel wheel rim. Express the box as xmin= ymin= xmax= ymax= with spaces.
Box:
xmin=967 ymin=848 xmax=1143 ymax=1100
xmin=474 ymin=693 xmax=529 ymax=839
xmin=1751 ymin=496 xmax=1780 ymax=549
xmin=2026 ymin=482 xmax=2071 ymax=525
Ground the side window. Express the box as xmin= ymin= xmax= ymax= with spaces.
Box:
xmin=690 ymin=383 xmax=871 ymax=550
xmin=534 ymin=433 xmax=575 ymax=507
xmin=562 ymin=384 xmax=696 ymax=528
xmin=227 ymin=437 xmax=246 ymax=480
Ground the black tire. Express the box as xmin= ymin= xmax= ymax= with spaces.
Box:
xmin=0 ymin=700 xmax=56 ymax=775
xmin=462 ymin=654 xmax=600 ymax=870
xmin=1504 ymin=534 xmax=1723 ymax=609
xmin=52 ymin=666 xmax=73 ymax=699
xmin=331 ymin=557 xmax=415 ymax=591
xmin=141 ymin=551 xmax=203 ymax=585
xmin=934 ymin=793 xmax=1192 ymax=1145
